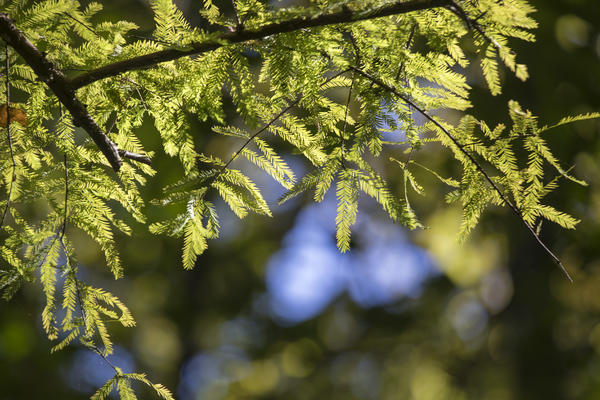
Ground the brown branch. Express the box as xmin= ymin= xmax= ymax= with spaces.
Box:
xmin=118 ymin=149 xmax=152 ymax=165
xmin=70 ymin=0 xmax=449 ymax=89
xmin=0 ymin=13 xmax=123 ymax=170
xmin=0 ymin=13 xmax=154 ymax=171
xmin=349 ymin=66 xmax=573 ymax=282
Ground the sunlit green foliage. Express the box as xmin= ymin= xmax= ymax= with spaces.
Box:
xmin=0 ymin=0 xmax=598 ymax=397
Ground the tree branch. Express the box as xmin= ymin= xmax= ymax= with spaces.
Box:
xmin=0 ymin=13 xmax=152 ymax=172
xmin=70 ymin=0 xmax=449 ymax=89
xmin=0 ymin=13 xmax=123 ymax=170
xmin=349 ymin=66 xmax=573 ymax=282
xmin=118 ymin=149 xmax=152 ymax=165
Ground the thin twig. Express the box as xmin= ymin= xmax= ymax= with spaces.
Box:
xmin=91 ymin=344 xmax=121 ymax=373
xmin=347 ymin=30 xmax=362 ymax=67
xmin=395 ymin=23 xmax=417 ymax=81
xmin=127 ymin=33 xmax=175 ymax=46
xmin=341 ymin=72 xmax=355 ymax=168
xmin=105 ymin=100 xmax=152 ymax=165
xmin=59 ymin=155 xmax=68 ymax=240
xmin=218 ymin=102 xmax=300 ymax=177
xmin=210 ymin=69 xmax=349 ymax=185
xmin=70 ymin=259 xmax=121 ymax=373
xmin=445 ymin=0 xmax=504 ymax=52
xmin=396 ymin=25 xmax=418 ymax=162
xmin=38 ymin=159 xmax=68 ymax=271
xmin=70 ymin=268 xmax=120 ymax=373
xmin=1 ymin=42 xmax=16 ymax=227
xmin=118 ymin=149 xmax=152 ymax=165
xmin=121 ymin=77 xmax=149 ymax=113
xmin=63 ymin=12 xmax=102 ymax=39
xmin=350 ymin=65 xmax=573 ymax=282
xmin=231 ymin=0 xmax=242 ymax=30
xmin=37 ymin=113 xmax=69 ymax=269
xmin=106 ymin=114 xmax=118 ymax=136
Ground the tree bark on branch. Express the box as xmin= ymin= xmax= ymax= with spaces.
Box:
xmin=0 ymin=13 xmax=126 ymax=170
xmin=0 ymin=13 xmax=153 ymax=171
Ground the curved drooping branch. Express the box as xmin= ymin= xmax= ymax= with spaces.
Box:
xmin=349 ymin=66 xmax=573 ymax=282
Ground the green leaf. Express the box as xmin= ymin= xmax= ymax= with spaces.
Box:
xmin=335 ymin=169 xmax=359 ymax=252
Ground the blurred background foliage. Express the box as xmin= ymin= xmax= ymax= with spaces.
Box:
xmin=1 ymin=0 xmax=600 ymax=399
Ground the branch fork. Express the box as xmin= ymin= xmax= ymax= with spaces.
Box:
xmin=0 ymin=13 xmax=151 ymax=171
